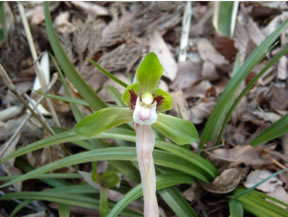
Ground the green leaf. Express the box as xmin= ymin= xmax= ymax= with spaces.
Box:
xmin=58 ymin=204 xmax=71 ymax=217
xmin=107 ymin=173 xmax=195 ymax=217
xmin=50 ymin=54 xmax=84 ymax=122
xmin=250 ymin=112 xmax=288 ymax=146
xmin=154 ymin=88 xmax=173 ymax=112
xmin=159 ymin=187 xmax=198 ymax=217
xmin=216 ymin=45 xmax=288 ymax=145
xmin=0 ymin=191 xmax=141 ymax=217
xmin=136 ymin=52 xmax=163 ymax=93
xmin=0 ymin=147 xmax=209 ymax=188
xmin=213 ymin=1 xmax=239 ymax=36
xmin=0 ymin=128 xmax=216 ymax=181
xmin=234 ymin=188 xmax=288 ymax=217
xmin=154 ymin=113 xmax=198 ymax=145
xmin=10 ymin=200 xmax=32 ymax=217
xmin=74 ymin=107 xmax=133 ymax=137
xmin=106 ymin=86 xmax=126 ymax=107
xmin=88 ymin=58 xmax=128 ymax=88
xmin=39 ymin=92 xmax=89 ymax=106
xmin=44 ymin=2 xmax=106 ymax=111
xmin=122 ymin=82 xmax=140 ymax=105
xmin=229 ymin=199 xmax=243 ymax=217
xmin=0 ymin=2 xmax=7 ymax=41
xmin=200 ymin=18 xmax=288 ymax=149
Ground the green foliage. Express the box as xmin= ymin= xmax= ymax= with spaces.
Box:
xmin=250 ymin=112 xmax=288 ymax=146
xmin=74 ymin=107 xmax=133 ymax=137
xmin=0 ymin=2 xmax=7 ymax=41
xmin=229 ymin=199 xmax=243 ymax=217
xmin=200 ymin=18 xmax=288 ymax=149
xmin=154 ymin=113 xmax=199 ymax=145
xmin=44 ymin=2 xmax=106 ymax=111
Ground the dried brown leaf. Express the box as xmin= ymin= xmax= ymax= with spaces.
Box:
xmin=197 ymin=38 xmax=229 ymax=66
xmin=149 ymin=30 xmax=177 ymax=81
xmin=210 ymin=145 xmax=271 ymax=166
xmin=244 ymin=169 xmax=283 ymax=193
xmin=70 ymin=2 xmax=109 ymax=16
xmin=171 ymin=61 xmax=202 ymax=90
xmin=171 ymin=90 xmax=191 ymax=121
xmin=202 ymin=168 xmax=242 ymax=194
xmin=190 ymin=99 xmax=215 ymax=124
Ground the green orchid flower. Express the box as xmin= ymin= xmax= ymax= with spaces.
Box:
xmin=74 ymin=52 xmax=198 ymax=217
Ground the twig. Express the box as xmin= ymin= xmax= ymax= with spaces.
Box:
xmin=0 ymin=73 xmax=58 ymax=159
xmin=178 ymin=2 xmax=192 ymax=62
xmin=17 ymin=3 xmax=60 ymax=127
xmin=0 ymin=65 xmax=54 ymax=135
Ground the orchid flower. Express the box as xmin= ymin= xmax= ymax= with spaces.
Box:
xmin=74 ymin=52 xmax=198 ymax=217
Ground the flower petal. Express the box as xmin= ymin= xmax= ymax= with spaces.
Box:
xmin=136 ymin=52 xmax=163 ymax=93
xmin=153 ymin=88 xmax=173 ymax=112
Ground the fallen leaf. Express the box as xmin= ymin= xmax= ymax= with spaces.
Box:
xmin=214 ymin=35 xmax=238 ymax=63
xmin=201 ymin=61 xmax=218 ymax=81
xmin=149 ymin=30 xmax=178 ymax=81
xmin=54 ymin=12 xmax=76 ymax=34
xmin=202 ymin=168 xmax=242 ymax=194
xmin=171 ymin=61 xmax=202 ymax=90
xmin=244 ymin=169 xmax=283 ymax=193
xmin=190 ymin=99 xmax=215 ymax=124
xmin=268 ymin=186 xmax=288 ymax=208
xmin=210 ymin=145 xmax=272 ymax=166
xmin=171 ymin=90 xmax=191 ymax=121
xmin=70 ymin=2 xmax=109 ymax=16
xmin=184 ymin=80 xmax=212 ymax=99
xmin=197 ymin=38 xmax=229 ymax=66
xmin=277 ymin=56 xmax=288 ymax=80
xmin=30 ymin=5 xmax=45 ymax=25
xmin=252 ymin=110 xmax=282 ymax=123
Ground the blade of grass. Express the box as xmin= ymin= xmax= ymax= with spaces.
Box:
xmin=10 ymin=200 xmax=32 ymax=217
xmin=159 ymin=187 xmax=198 ymax=217
xmin=200 ymin=19 xmax=288 ymax=149
xmin=107 ymin=173 xmax=195 ymax=217
xmin=229 ymin=199 xmax=243 ymax=217
xmin=0 ymin=2 xmax=7 ymax=41
xmin=87 ymin=58 xmax=128 ymax=88
xmin=0 ymin=147 xmax=210 ymax=188
xmin=44 ymin=2 xmax=106 ymax=110
xmin=58 ymin=204 xmax=71 ymax=217
xmin=1 ymin=128 xmax=217 ymax=181
xmin=216 ymin=45 xmax=288 ymax=145
xmin=0 ymin=192 xmax=141 ymax=217
xmin=250 ymin=112 xmax=288 ymax=146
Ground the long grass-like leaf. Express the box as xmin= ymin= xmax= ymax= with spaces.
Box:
xmin=216 ymin=45 xmax=288 ymax=145
xmin=107 ymin=173 xmax=195 ymax=217
xmin=88 ymin=58 xmax=128 ymax=88
xmin=250 ymin=112 xmax=288 ymax=146
xmin=0 ymin=192 xmax=141 ymax=217
xmin=200 ymin=19 xmax=288 ymax=149
xmin=0 ymin=128 xmax=217 ymax=181
xmin=0 ymin=147 xmax=210 ymax=188
xmin=44 ymin=2 xmax=106 ymax=110
xmin=159 ymin=187 xmax=198 ymax=217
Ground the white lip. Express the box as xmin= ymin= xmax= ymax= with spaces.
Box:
xmin=133 ymin=97 xmax=158 ymax=125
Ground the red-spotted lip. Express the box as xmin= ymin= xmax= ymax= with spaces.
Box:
xmin=129 ymin=90 xmax=164 ymax=111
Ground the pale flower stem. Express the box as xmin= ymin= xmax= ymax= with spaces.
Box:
xmin=135 ymin=124 xmax=159 ymax=217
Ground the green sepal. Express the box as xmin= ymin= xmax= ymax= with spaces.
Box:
xmin=74 ymin=107 xmax=133 ymax=137
xmin=154 ymin=88 xmax=173 ymax=112
xmin=136 ymin=52 xmax=163 ymax=93
xmin=153 ymin=113 xmax=198 ymax=145
xmin=101 ymin=172 xmax=120 ymax=188
xmin=122 ymin=82 xmax=140 ymax=106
